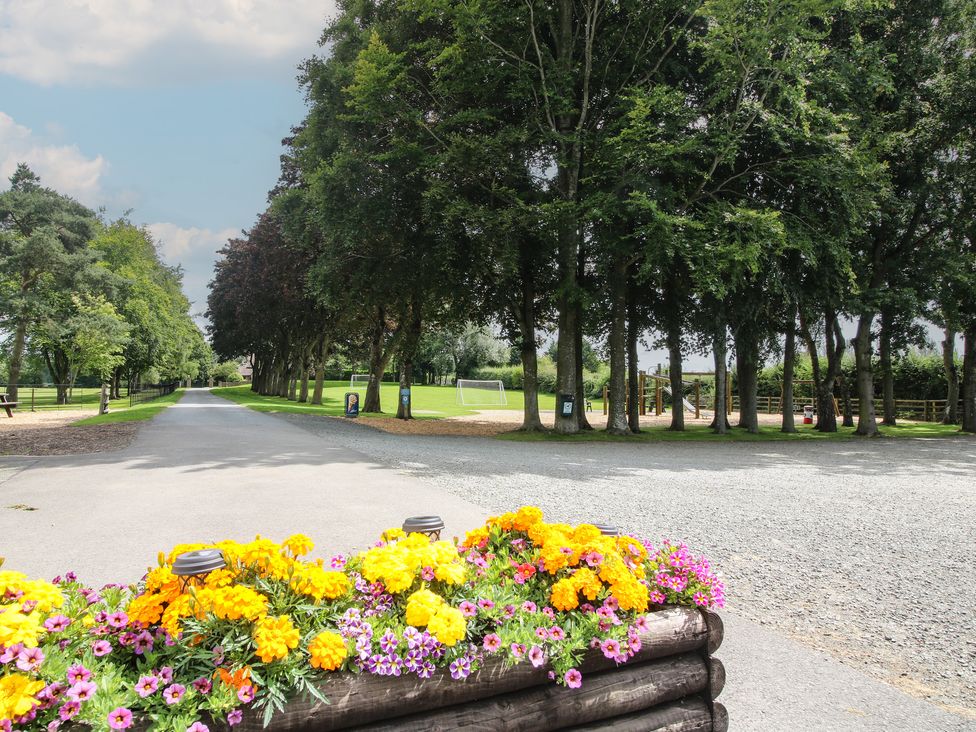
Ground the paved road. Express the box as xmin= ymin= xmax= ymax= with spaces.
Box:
xmin=0 ymin=389 xmax=486 ymax=584
xmin=1 ymin=389 xmax=972 ymax=730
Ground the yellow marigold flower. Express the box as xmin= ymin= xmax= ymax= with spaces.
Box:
xmin=382 ymin=527 xmax=407 ymax=542
xmin=571 ymin=568 xmax=603 ymax=601
xmin=127 ymin=592 xmax=165 ymax=625
xmin=433 ymin=562 xmax=467 ymax=586
xmin=283 ymin=534 xmax=315 ymax=557
xmin=572 ymin=524 xmax=603 ymax=543
xmin=203 ymin=568 xmax=235 ymax=589
xmin=0 ymin=571 xmax=28 ymax=596
xmin=253 ymin=615 xmax=300 ymax=663
xmin=0 ymin=673 xmax=45 ymax=719
xmin=513 ymin=506 xmax=543 ymax=532
xmin=611 ymin=578 xmax=649 ymax=613
xmin=427 ymin=605 xmax=466 ymax=647
xmin=462 ymin=526 xmax=490 ymax=548
xmin=550 ymin=577 xmax=579 ymax=612
xmin=308 ymin=631 xmax=347 ymax=671
xmin=488 ymin=512 xmax=516 ymax=531
xmin=0 ymin=607 xmax=42 ymax=648
xmin=405 ymin=588 xmax=443 ymax=627
xmin=290 ymin=567 xmax=350 ymax=602
xmin=15 ymin=579 xmax=63 ymax=613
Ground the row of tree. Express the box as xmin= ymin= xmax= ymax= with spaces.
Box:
xmin=1 ymin=165 xmax=210 ymax=403
xmin=208 ymin=0 xmax=976 ymax=434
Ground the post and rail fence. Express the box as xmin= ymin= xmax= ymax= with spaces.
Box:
xmin=0 ymin=384 xmax=129 ymax=411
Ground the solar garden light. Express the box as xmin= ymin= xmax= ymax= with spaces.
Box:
xmin=402 ymin=515 xmax=445 ymax=541
xmin=172 ymin=549 xmax=226 ymax=591
xmin=590 ymin=523 xmax=621 ymax=537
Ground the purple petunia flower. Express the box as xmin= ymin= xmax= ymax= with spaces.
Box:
xmin=66 ymin=664 xmax=91 ymax=684
xmin=135 ymin=676 xmax=159 ymax=698
xmin=187 ymin=723 xmax=209 ymax=732
xmin=237 ymin=685 xmax=255 ymax=704
xmin=58 ymin=701 xmax=80 ymax=721
xmin=482 ymin=634 xmax=502 ymax=653
xmin=66 ymin=681 xmax=96 ymax=702
xmin=16 ymin=647 xmax=44 ymax=672
xmin=192 ymin=677 xmax=212 ymax=695
xmin=107 ymin=611 xmax=128 ymax=629
xmin=227 ymin=710 xmax=243 ymax=726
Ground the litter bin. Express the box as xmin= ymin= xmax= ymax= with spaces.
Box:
xmin=803 ymin=405 xmax=814 ymax=424
xmin=558 ymin=393 xmax=576 ymax=418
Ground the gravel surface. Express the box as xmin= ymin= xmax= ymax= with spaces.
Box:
xmin=281 ymin=413 xmax=976 ymax=719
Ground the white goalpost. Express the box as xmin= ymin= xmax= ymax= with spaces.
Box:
xmin=456 ymin=379 xmax=507 ymax=406
xmin=350 ymin=374 xmax=371 ymax=389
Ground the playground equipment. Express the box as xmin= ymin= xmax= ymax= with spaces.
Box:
xmin=603 ymin=370 xmax=728 ymax=419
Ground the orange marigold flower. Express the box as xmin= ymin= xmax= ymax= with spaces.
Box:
xmin=308 ymin=631 xmax=347 ymax=671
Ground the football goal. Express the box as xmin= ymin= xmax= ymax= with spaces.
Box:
xmin=456 ymin=379 xmax=507 ymax=406
xmin=349 ymin=374 xmax=371 ymax=389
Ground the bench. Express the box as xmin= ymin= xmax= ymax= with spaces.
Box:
xmin=1 ymin=394 xmax=17 ymax=418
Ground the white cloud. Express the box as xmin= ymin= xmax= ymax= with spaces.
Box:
xmin=0 ymin=111 xmax=107 ymax=204
xmin=0 ymin=1 xmax=336 ymax=85
xmin=147 ymin=222 xmax=237 ymax=262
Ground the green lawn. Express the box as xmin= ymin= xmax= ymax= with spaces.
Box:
xmin=211 ymin=384 xmax=968 ymax=442
xmin=211 ymin=382 xmax=565 ymax=418
xmin=499 ymin=420 xmax=968 ymax=442
xmin=75 ymin=389 xmax=186 ymax=425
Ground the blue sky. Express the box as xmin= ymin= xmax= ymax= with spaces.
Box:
xmin=0 ymin=1 xmax=334 ymax=324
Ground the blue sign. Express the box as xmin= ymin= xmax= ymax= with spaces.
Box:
xmin=344 ymin=392 xmax=360 ymax=418
xmin=400 ymin=387 xmax=410 ymax=406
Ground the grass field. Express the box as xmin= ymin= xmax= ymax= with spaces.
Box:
xmin=211 ymin=382 xmax=564 ymax=418
xmin=1 ymin=385 xmax=127 ymax=411
xmin=75 ymin=389 xmax=186 ymax=425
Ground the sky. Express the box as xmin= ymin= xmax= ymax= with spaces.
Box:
xmin=0 ymin=0 xmax=335 ymax=327
xmin=0 ymin=2 xmax=947 ymax=374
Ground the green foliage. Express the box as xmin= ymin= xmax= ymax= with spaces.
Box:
xmin=212 ymin=360 xmax=245 ymax=383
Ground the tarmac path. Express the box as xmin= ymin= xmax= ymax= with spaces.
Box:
xmin=0 ymin=388 xmax=971 ymax=730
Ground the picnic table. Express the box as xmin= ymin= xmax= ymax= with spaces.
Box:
xmin=1 ymin=394 xmax=17 ymax=418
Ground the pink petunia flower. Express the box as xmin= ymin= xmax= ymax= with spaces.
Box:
xmin=135 ymin=676 xmax=159 ymax=697
xmin=186 ymin=723 xmax=209 ymax=732
xmin=16 ymin=647 xmax=44 ymax=672
xmin=237 ymin=685 xmax=255 ymax=704
xmin=482 ymin=634 xmax=502 ymax=653
xmin=521 ymin=601 xmax=537 ymax=613
xmin=458 ymin=601 xmax=477 ymax=618
xmin=548 ymin=626 xmax=565 ymax=641
xmin=107 ymin=707 xmax=133 ymax=730
xmin=528 ymin=645 xmax=545 ymax=668
xmin=67 ymin=681 xmax=96 ymax=702
xmin=66 ymin=664 xmax=91 ymax=684
xmin=477 ymin=598 xmax=495 ymax=610
xmin=107 ymin=612 xmax=129 ymax=629
xmin=192 ymin=677 xmax=212 ymax=695
xmin=92 ymin=640 xmax=112 ymax=657
xmin=564 ymin=668 xmax=583 ymax=689
xmin=43 ymin=616 xmax=71 ymax=633
xmin=163 ymin=684 xmax=186 ymax=705
xmin=58 ymin=702 xmax=80 ymax=721
xmin=226 ymin=710 xmax=243 ymax=726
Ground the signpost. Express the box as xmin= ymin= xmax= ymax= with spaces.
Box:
xmin=344 ymin=392 xmax=360 ymax=418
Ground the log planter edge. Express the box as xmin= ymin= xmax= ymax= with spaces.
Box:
xmin=233 ymin=606 xmax=727 ymax=732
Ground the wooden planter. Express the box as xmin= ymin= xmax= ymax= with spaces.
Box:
xmin=237 ymin=606 xmax=727 ymax=731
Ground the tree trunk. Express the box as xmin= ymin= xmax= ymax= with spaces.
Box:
xmin=841 ymin=376 xmax=854 ymax=428
xmin=942 ymin=327 xmax=959 ymax=424
xmin=852 ymin=314 xmax=879 ymax=436
xmin=734 ymin=330 xmax=759 ymax=434
xmin=804 ymin=310 xmax=843 ymax=433
xmin=311 ymin=338 xmax=330 ymax=406
xmin=711 ymin=318 xmax=729 ymax=434
xmin=111 ymin=367 xmax=122 ymax=400
xmin=606 ymin=258 xmax=629 ymax=435
xmin=5 ymin=319 xmax=28 ymax=402
xmin=298 ymin=369 xmax=310 ymax=403
xmin=879 ymin=310 xmax=896 ymax=425
xmin=396 ymin=306 xmax=423 ymax=420
xmin=364 ymin=311 xmax=386 ymax=413
xmin=626 ymin=289 xmax=641 ymax=434
xmin=667 ymin=324 xmax=684 ymax=432
xmin=516 ymin=261 xmax=545 ymax=432
xmin=574 ymin=286 xmax=592 ymax=431
xmin=962 ymin=327 xmax=976 ymax=433
xmin=288 ymin=366 xmax=298 ymax=401
xmin=781 ymin=316 xmax=796 ymax=433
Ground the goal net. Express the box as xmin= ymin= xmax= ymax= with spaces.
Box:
xmin=456 ymin=379 xmax=507 ymax=406
xmin=350 ymin=374 xmax=371 ymax=389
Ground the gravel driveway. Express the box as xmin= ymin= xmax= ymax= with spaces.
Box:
xmin=280 ymin=414 xmax=976 ymax=719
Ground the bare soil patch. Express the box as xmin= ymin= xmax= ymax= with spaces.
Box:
xmin=0 ymin=410 xmax=138 ymax=456
xmin=360 ymin=409 xmax=786 ymax=436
